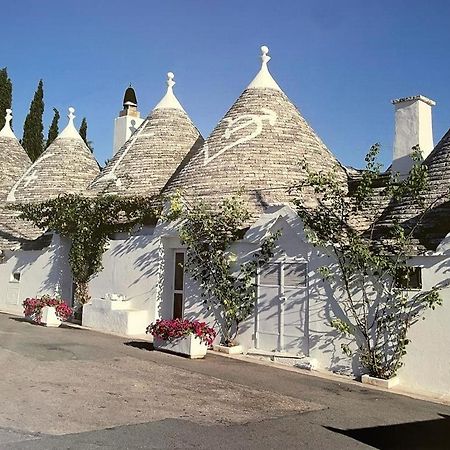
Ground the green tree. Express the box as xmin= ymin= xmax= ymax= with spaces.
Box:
xmin=0 ymin=67 xmax=12 ymax=130
xmin=79 ymin=117 xmax=93 ymax=152
xmin=293 ymin=145 xmax=444 ymax=379
xmin=167 ymin=193 xmax=280 ymax=344
xmin=22 ymin=79 xmax=44 ymax=162
xmin=46 ymin=107 xmax=60 ymax=148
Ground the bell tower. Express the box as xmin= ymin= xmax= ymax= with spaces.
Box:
xmin=113 ymin=85 xmax=144 ymax=155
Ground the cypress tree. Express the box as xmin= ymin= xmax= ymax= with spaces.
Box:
xmin=0 ymin=68 xmax=12 ymax=130
xmin=46 ymin=107 xmax=60 ymax=148
xmin=79 ymin=117 xmax=93 ymax=152
xmin=22 ymin=79 xmax=44 ymax=162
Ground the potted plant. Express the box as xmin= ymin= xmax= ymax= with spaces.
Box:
xmin=146 ymin=318 xmax=216 ymax=359
xmin=23 ymin=295 xmax=73 ymax=327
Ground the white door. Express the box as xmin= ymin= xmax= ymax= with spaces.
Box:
xmin=255 ymin=260 xmax=308 ymax=355
xmin=6 ymin=272 xmax=21 ymax=306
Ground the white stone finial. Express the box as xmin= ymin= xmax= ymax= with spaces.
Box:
xmin=247 ymin=44 xmax=282 ymax=91
xmin=153 ymin=71 xmax=185 ymax=112
xmin=58 ymin=106 xmax=83 ymax=140
xmin=167 ymin=72 xmax=175 ymax=89
xmin=68 ymin=107 xmax=75 ymax=122
xmin=0 ymin=108 xmax=16 ymax=138
xmin=261 ymin=45 xmax=270 ymax=65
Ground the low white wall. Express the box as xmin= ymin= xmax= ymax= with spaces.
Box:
xmin=0 ymin=234 xmax=72 ymax=316
xmin=89 ymin=229 xmax=161 ymax=326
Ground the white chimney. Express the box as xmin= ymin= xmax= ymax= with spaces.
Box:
xmin=113 ymin=85 xmax=144 ymax=155
xmin=391 ymin=95 xmax=435 ymax=177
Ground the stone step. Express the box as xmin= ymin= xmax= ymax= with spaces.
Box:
xmin=246 ymin=348 xmax=317 ymax=370
xmin=82 ymin=299 xmax=150 ymax=336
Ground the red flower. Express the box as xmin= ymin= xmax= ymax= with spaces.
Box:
xmin=23 ymin=296 xmax=73 ymax=323
xmin=146 ymin=318 xmax=216 ymax=346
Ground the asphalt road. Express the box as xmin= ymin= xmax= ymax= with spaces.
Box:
xmin=0 ymin=312 xmax=449 ymax=449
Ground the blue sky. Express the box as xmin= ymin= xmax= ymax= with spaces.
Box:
xmin=1 ymin=0 xmax=450 ymax=168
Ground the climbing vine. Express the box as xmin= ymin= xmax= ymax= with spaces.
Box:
xmin=292 ymin=145 xmax=444 ymax=379
xmin=167 ymin=193 xmax=280 ymax=345
xmin=14 ymin=194 xmax=161 ymax=307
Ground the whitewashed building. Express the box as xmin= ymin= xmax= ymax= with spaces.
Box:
xmin=0 ymin=108 xmax=99 ymax=315
xmin=84 ymin=72 xmax=204 ymax=335
xmin=1 ymin=47 xmax=449 ymax=400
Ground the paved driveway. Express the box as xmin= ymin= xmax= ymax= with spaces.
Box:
xmin=0 ymin=312 xmax=449 ymax=449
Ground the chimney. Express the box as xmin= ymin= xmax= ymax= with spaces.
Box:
xmin=113 ymin=85 xmax=144 ymax=156
xmin=391 ymin=95 xmax=435 ymax=177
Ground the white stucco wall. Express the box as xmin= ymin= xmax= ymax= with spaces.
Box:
xmin=396 ymin=255 xmax=450 ymax=400
xmin=89 ymin=228 xmax=160 ymax=320
xmin=0 ymin=234 xmax=73 ymax=316
xmin=44 ymin=203 xmax=448 ymax=399
xmin=166 ymin=206 xmax=450 ymax=399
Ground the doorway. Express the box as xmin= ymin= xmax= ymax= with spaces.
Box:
xmin=172 ymin=251 xmax=185 ymax=319
xmin=255 ymin=260 xmax=308 ymax=355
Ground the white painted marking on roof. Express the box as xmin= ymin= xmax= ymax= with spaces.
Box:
xmin=23 ymin=170 xmax=38 ymax=187
xmin=90 ymin=120 xmax=152 ymax=188
xmin=0 ymin=109 xmax=16 ymax=139
xmin=247 ymin=45 xmax=282 ymax=91
xmin=7 ymin=153 xmax=55 ymax=202
xmin=59 ymin=107 xmax=83 ymax=140
xmin=203 ymin=108 xmax=277 ymax=165
xmin=153 ymin=72 xmax=185 ymax=112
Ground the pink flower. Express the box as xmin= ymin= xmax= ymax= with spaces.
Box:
xmin=23 ymin=296 xmax=73 ymax=323
xmin=146 ymin=318 xmax=216 ymax=346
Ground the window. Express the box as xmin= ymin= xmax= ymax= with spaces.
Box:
xmin=259 ymin=262 xmax=307 ymax=287
xmin=284 ymin=263 xmax=307 ymax=287
xmin=395 ymin=267 xmax=422 ymax=290
xmin=173 ymin=252 xmax=185 ymax=319
xmin=259 ymin=263 xmax=280 ymax=286
xmin=10 ymin=272 xmax=21 ymax=283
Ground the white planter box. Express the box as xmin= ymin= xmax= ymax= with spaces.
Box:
xmin=361 ymin=374 xmax=399 ymax=389
xmin=153 ymin=335 xmax=208 ymax=359
xmin=213 ymin=344 xmax=243 ymax=355
xmin=40 ymin=306 xmax=62 ymax=327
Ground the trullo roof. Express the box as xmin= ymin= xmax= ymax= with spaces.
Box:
xmin=0 ymin=109 xmax=43 ymax=250
xmin=163 ymin=46 xmax=346 ymax=212
xmin=0 ymin=109 xmax=31 ymax=200
xmin=375 ymin=129 xmax=450 ymax=251
xmin=89 ymin=72 xmax=203 ymax=197
xmin=6 ymin=107 xmax=100 ymax=204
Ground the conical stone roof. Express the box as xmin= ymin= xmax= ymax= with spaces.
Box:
xmin=0 ymin=109 xmax=31 ymax=200
xmin=0 ymin=109 xmax=42 ymax=249
xmin=163 ymin=46 xmax=346 ymax=213
xmin=6 ymin=108 xmax=100 ymax=204
xmin=89 ymin=72 xmax=203 ymax=197
xmin=375 ymin=128 xmax=450 ymax=251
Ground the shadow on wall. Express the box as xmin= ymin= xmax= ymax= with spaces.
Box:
xmin=40 ymin=235 xmax=73 ymax=301
xmin=181 ymin=245 xmax=260 ymax=343
xmin=99 ymin=231 xmax=162 ymax=308
xmin=9 ymin=234 xmax=73 ymax=303
xmin=9 ymin=235 xmax=73 ymax=303
xmin=305 ymin=247 xmax=360 ymax=375
xmin=325 ymin=414 xmax=450 ymax=449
